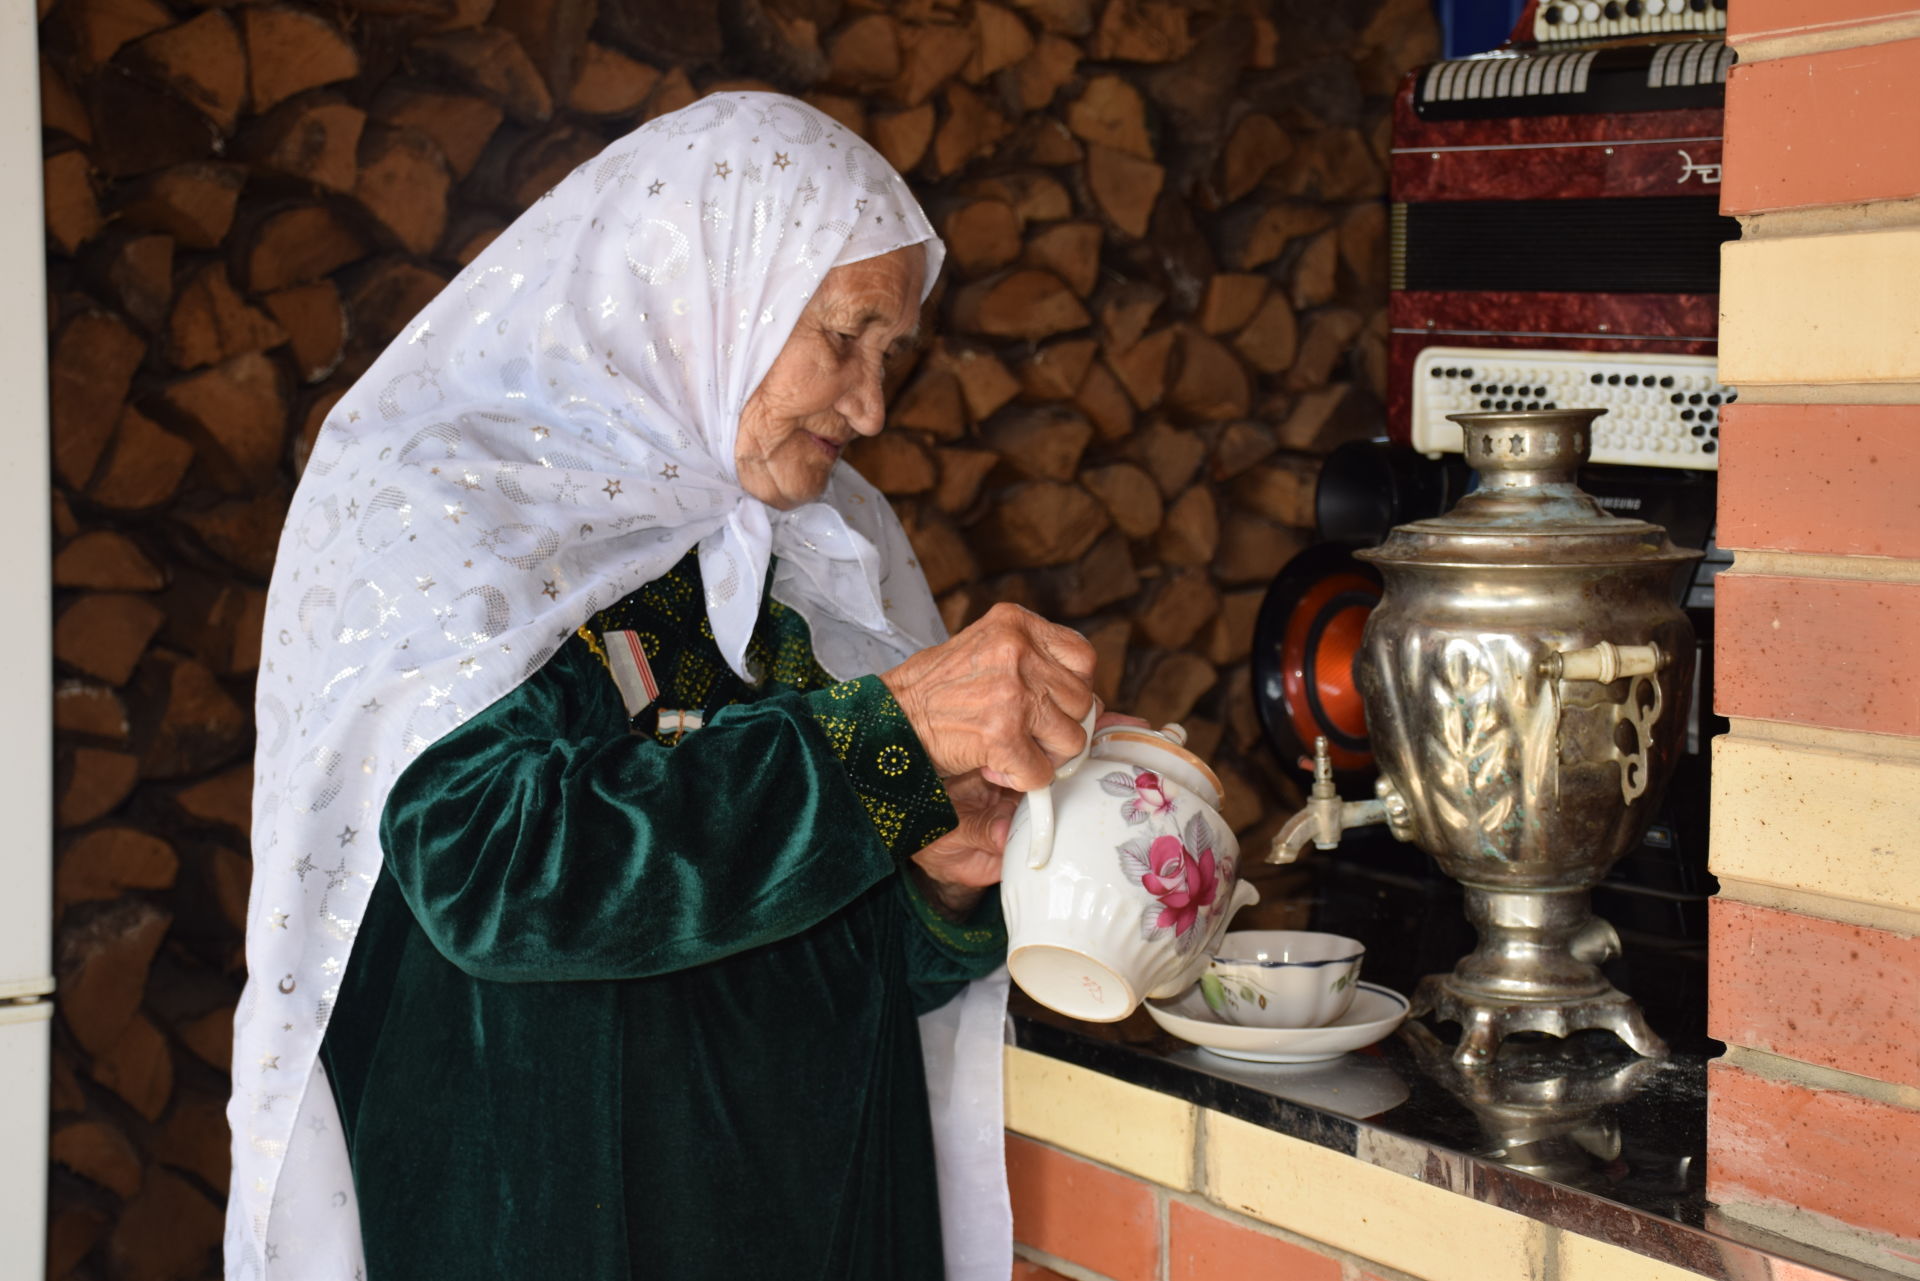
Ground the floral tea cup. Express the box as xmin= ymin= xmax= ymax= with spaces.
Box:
xmin=1200 ymin=930 xmax=1366 ymax=1029
xmin=1003 ymin=721 xmax=1258 ymax=1023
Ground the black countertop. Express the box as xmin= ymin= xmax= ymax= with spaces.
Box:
xmin=1010 ymin=999 xmax=1895 ymax=1281
xmin=1006 ymin=844 xmax=1898 ymax=1281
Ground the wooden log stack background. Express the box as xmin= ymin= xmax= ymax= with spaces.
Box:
xmin=40 ymin=0 xmax=1437 ymax=1273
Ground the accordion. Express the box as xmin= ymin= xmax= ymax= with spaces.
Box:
xmin=1387 ymin=0 xmax=1738 ymax=470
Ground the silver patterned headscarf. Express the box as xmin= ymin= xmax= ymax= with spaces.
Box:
xmin=224 ymin=92 xmax=996 ymax=1279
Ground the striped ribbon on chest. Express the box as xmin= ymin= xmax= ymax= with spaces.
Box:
xmin=603 ymin=629 xmax=661 ymax=717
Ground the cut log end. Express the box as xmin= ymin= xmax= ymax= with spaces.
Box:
xmin=949 ymin=269 xmax=1090 ymax=342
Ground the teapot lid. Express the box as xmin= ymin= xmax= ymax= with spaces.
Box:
xmin=1356 ymin=410 xmax=1700 ymax=571
xmin=1093 ymin=724 xmax=1225 ymax=805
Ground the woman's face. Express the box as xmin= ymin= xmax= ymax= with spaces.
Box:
xmin=735 ymin=245 xmax=925 ymax=510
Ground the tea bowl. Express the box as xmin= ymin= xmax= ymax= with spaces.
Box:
xmin=1198 ymin=930 xmax=1366 ymax=1029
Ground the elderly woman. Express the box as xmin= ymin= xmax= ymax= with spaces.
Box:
xmin=227 ymin=93 xmax=1101 ymax=1280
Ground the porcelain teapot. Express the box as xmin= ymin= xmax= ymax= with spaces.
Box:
xmin=1001 ymin=718 xmax=1258 ymax=1022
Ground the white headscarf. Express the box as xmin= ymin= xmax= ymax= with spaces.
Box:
xmin=226 ymin=92 xmax=1010 ymax=1280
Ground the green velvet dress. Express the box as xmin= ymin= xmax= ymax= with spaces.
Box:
xmin=319 ymin=552 xmax=1007 ymax=1280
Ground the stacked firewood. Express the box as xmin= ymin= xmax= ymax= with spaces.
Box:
xmin=41 ymin=0 xmax=1436 ymax=1274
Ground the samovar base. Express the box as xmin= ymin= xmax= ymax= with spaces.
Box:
xmin=1411 ymin=973 xmax=1669 ymax=1067
xmin=1408 ymin=886 xmax=1669 ymax=1066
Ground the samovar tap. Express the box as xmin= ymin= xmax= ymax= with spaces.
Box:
xmin=1268 ymin=737 xmax=1408 ymax=863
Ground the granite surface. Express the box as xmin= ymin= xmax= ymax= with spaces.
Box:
xmin=1011 ymin=1000 xmax=1905 ymax=1280
xmin=1008 ymin=840 xmax=1895 ymax=1281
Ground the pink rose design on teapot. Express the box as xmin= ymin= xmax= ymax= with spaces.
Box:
xmin=1120 ymin=813 xmax=1233 ymax=950
xmin=1099 ymin=768 xmax=1176 ymax=824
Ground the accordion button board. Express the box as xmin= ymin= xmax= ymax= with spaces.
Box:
xmin=1410 ymin=38 xmax=1731 ymax=124
xmin=1410 ymin=346 xmax=1731 ymax=470
xmin=1532 ymin=0 xmax=1726 ymax=44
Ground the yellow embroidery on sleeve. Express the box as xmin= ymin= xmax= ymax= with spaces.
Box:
xmin=816 ymin=715 xmax=857 ymax=757
xmin=860 ymin=794 xmax=907 ymax=845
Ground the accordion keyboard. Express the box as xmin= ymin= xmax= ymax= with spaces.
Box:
xmin=1410 ymin=347 xmax=1731 ymax=471
xmin=1532 ymin=0 xmax=1726 ymax=44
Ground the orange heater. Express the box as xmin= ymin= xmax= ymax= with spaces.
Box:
xmin=1253 ymin=544 xmax=1383 ymax=778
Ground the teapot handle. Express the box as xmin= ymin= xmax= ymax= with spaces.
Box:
xmin=1024 ymin=703 xmax=1101 ymax=871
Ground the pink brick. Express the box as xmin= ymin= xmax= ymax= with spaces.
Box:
xmin=1708 ymin=899 xmax=1920 ymax=1089
xmin=1730 ymin=0 xmax=1920 ymax=45
xmin=1007 ymin=1135 xmax=1159 ymax=1281
xmin=1168 ymin=1201 xmax=1342 ymax=1281
xmin=1724 ymin=39 xmax=1920 ymax=213
xmin=1719 ymin=404 xmax=1920 ymax=558
xmin=1012 ymin=1262 xmax=1078 ymax=1281
xmin=1714 ymin=574 xmax=1920 ymax=737
xmin=1709 ymin=1061 xmax=1920 ymax=1250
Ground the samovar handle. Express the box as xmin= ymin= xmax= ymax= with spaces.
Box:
xmin=1542 ymin=642 xmax=1668 ymax=805
xmin=1542 ymin=640 xmax=1664 ymax=684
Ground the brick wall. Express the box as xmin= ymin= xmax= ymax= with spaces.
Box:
xmin=1707 ymin=3 xmax=1920 ymax=1276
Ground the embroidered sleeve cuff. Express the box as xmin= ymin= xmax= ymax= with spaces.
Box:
xmin=802 ymin=675 xmax=957 ymax=863
xmin=901 ymin=875 xmax=1007 ymax=960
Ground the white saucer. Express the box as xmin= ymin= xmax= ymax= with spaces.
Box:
xmin=1145 ymin=982 xmax=1410 ymax=1063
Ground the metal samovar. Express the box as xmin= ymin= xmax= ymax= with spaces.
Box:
xmin=1269 ymin=409 xmax=1699 ymax=1066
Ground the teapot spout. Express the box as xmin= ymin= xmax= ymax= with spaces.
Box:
xmin=1209 ymin=879 xmax=1260 ymax=947
xmin=1228 ymin=876 xmax=1258 ymax=916
xmin=1147 ymin=878 xmax=1260 ymax=1002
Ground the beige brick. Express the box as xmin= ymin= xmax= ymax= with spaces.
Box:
xmin=1720 ymin=228 xmax=1920 ymax=386
xmin=1202 ymin=1112 xmax=1548 ymax=1281
xmin=1003 ymin=1046 xmax=1197 ymax=1189
xmin=1554 ymin=1231 xmax=1707 ymax=1281
xmin=1711 ymin=727 xmax=1920 ymax=915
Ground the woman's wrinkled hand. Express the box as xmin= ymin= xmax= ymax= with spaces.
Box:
xmin=910 ymin=770 xmax=1020 ymax=918
xmin=881 ymin=602 xmax=1098 ymax=792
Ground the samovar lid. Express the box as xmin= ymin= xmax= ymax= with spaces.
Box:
xmin=1356 ymin=410 xmax=1701 ymax=569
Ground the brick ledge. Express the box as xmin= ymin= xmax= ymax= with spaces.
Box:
xmin=1007 ymin=1016 xmax=1863 ymax=1281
